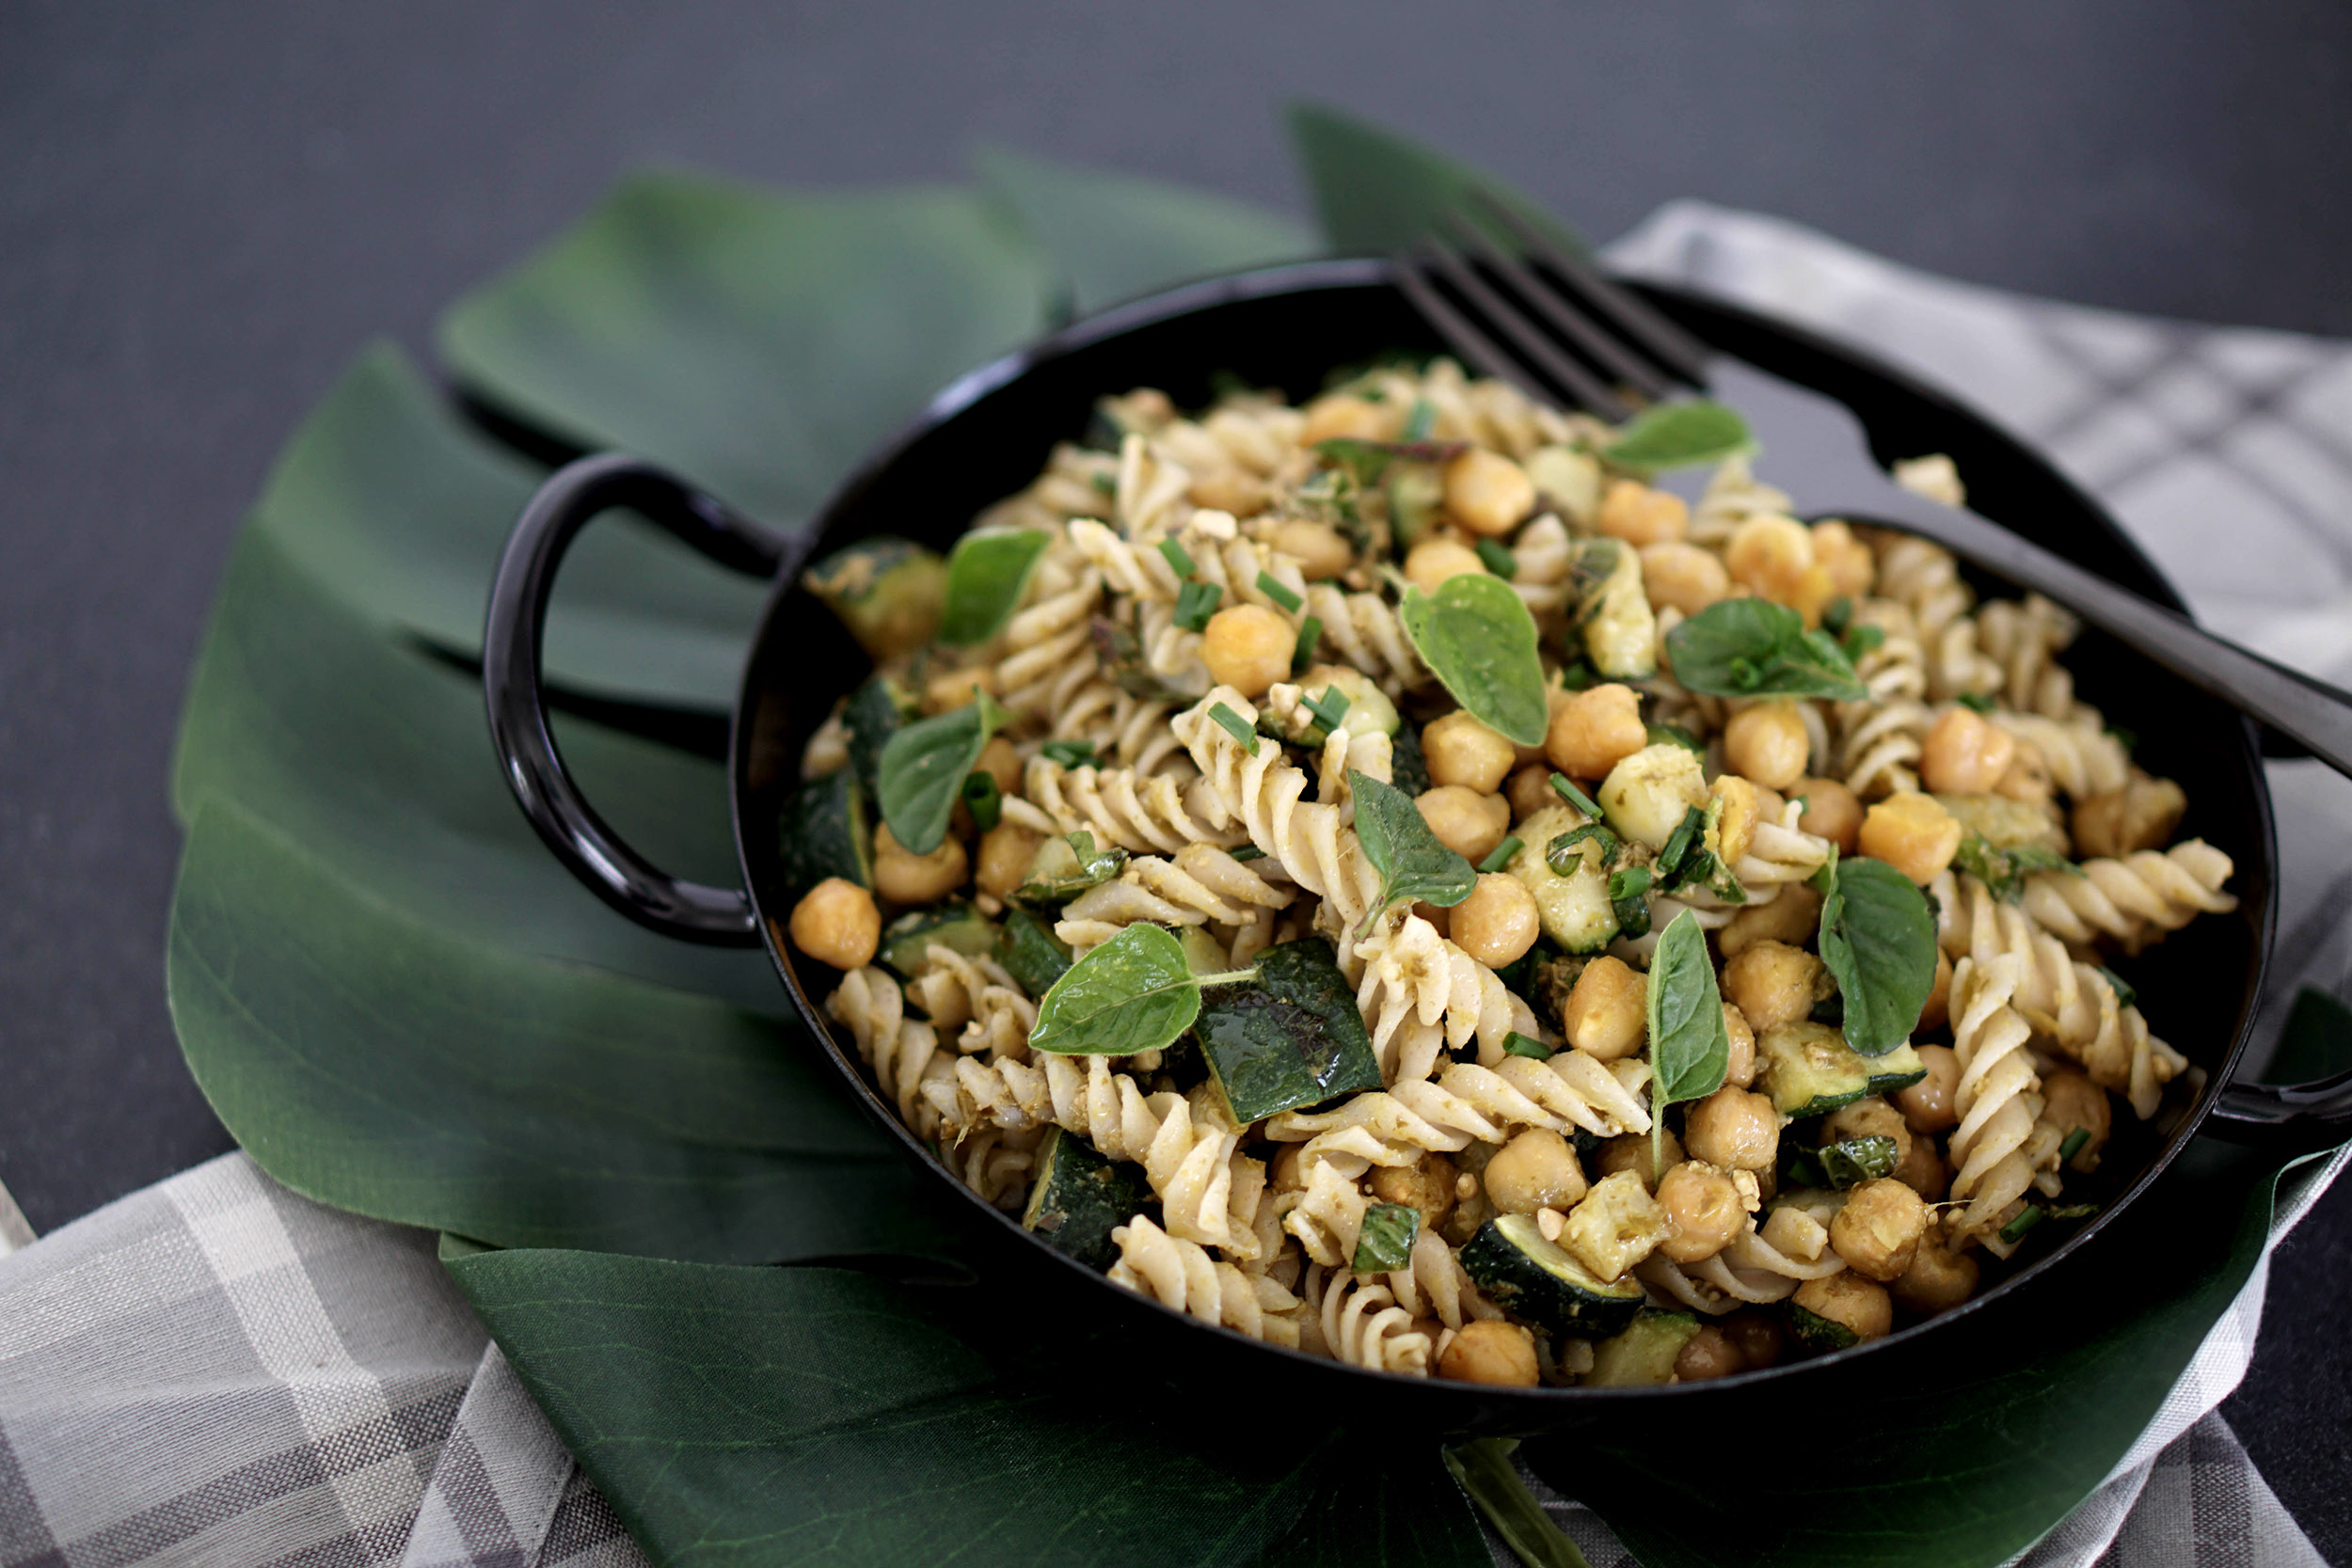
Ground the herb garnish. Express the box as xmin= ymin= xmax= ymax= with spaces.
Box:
xmin=1027 ymin=925 xmax=1256 ymax=1056
xmin=1547 ymin=821 xmax=1619 ymax=875
xmin=1663 ymin=598 xmax=1870 ymax=702
xmin=1607 ymin=865 xmax=1654 ymax=938
xmin=1173 ymin=579 xmax=1222 ymax=632
xmin=1645 ymin=721 xmax=1705 ymax=756
xmin=2058 ymin=1127 xmax=2090 ymax=1165
xmin=1397 ymin=574 xmax=1549 ymax=747
xmin=960 ymin=771 xmax=1002 ymax=832
xmin=1952 ymin=831 xmax=2081 ymax=904
xmin=1785 ymin=1135 xmax=1900 ymax=1190
xmin=1599 ymin=400 xmax=1754 ymax=475
xmin=1956 ymin=691 xmax=1996 ymax=715
xmin=875 ymin=692 xmax=1009 ymax=855
xmin=1347 ymin=768 xmax=1477 ymax=937
xmin=1292 ymin=615 xmax=1323 ymax=675
xmin=1301 ymin=685 xmax=1352 ymax=741
xmin=1040 ymin=738 xmax=1098 ymax=769
xmin=937 ymin=528 xmax=1050 ymax=646
xmin=2094 ymin=966 xmax=2137 ymax=1008
xmin=1473 ymin=537 xmax=1518 ymax=579
xmin=1815 ymin=851 xmax=1939 ymax=1055
xmin=1401 ymin=395 xmax=1438 ymax=442
xmin=1352 ymin=1202 xmax=1420 ymax=1273
xmin=1502 ymin=1031 xmax=1553 ymax=1061
xmin=1548 ymin=772 xmax=1603 ymax=818
xmin=1157 ymin=536 xmax=1195 ymax=579
xmin=1646 ymin=909 xmax=1732 ymax=1177
xmin=1477 ymin=836 xmax=1523 ymax=875
xmin=1209 ymin=703 xmax=1260 ymax=755
xmin=1256 ymin=572 xmax=1303 ymax=613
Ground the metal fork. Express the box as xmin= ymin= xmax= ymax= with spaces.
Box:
xmin=1393 ymin=192 xmax=2352 ymax=778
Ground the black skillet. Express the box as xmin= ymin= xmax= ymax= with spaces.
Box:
xmin=483 ymin=258 xmax=2351 ymax=1436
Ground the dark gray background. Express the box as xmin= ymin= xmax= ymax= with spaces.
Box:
xmin=3 ymin=0 xmax=2347 ymax=1555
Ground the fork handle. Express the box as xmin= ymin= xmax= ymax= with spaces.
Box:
xmin=1850 ymin=487 xmax=2352 ymax=779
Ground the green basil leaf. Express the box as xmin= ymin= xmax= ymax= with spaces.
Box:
xmin=1600 ymin=400 xmax=1754 ymax=475
xmin=1646 ymin=909 xmax=1730 ymax=1106
xmin=2095 ymin=965 xmax=2139 ymax=1011
xmin=1646 ymin=721 xmax=1706 ymax=757
xmin=1663 ymin=597 xmax=1869 ymax=702
xmin=1398 ymin=573 xmax=1549 ymax=746
xmin=1287 ymin=101 xmax=1588 ymax=257
xmin=1347 ymin=768 xmax=1477 ymax=933
xmin=1352 ymin=1203 xmax=1420 ymax=1274
xmin=996 ymin=905 xmax=1073 ymax=997
xmin=936 ymin=528 xmax=1049 ymax=644
xmin=1819 ymin=857 xmax=1940 ymax=1055
xmin=1028 ymin=924 xmax=1202 ymax=1056
xmin=1953 ymin=831 xmax=2082 ymax=904
xmin=1787 ymin=1135 xmax=1901 ymax=1191
xmin=876 ymin=693 xmax=1008 ymax=854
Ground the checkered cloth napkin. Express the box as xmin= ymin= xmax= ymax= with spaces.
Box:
xmin=5 ymin=203 xmax=2350 ymax=1568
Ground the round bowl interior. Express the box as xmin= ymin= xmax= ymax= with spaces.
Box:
xmin=731 ymin=260 xmax=2277 ymax=1433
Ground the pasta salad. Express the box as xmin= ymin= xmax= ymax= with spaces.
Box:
xmin=778 ymin=358 xmax=2236 ymax=1386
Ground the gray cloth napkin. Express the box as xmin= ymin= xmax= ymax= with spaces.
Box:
xmin=5 ymin=202 xmax=2349 ymax=1568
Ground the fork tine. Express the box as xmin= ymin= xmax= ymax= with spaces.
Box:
xmin=1443 ymin=211 xmax=1676 ymax=400
xmin=1413 ymin=240 xmax=1632 ymax=420
xmin=1389 ymin=254 xmax=1563 ymax=414
xmin=1470 ymin=188 xmax=1712 ymax=386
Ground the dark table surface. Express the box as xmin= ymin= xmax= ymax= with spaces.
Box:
xmin=5 ymin=1 xmax=2348 ymax=1557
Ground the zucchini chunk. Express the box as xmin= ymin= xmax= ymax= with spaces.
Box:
xmin=1021 ymin=1127 xmax=1150 ymax=1271
xmin=1523 ymin=444 xmax=1602 ymax=530
xmin=842 ymin=673 xmax=918 ymax=796
xmin=996 ymin=905 xmax=1073 ymax=997
xmin=878 ymin=902 xmax=996 ymax=977
xmin=1507 ymin=805 xmax=1619 ymax=954
xmin=1756 ymin=1021 xmax=1875 ymax=1118
xmin=776 ymin=768 xmax=872 ymax=891
xmin=1864 ymin=1040 xmax=1928 ymax=1098
xmin=1787 ymin=1302 xmax=1860 ymax=1353
xmin=1196 ymin=938 xmax=1383 ymax=1124
xmin=1386 ymin=461 xmax=1444 ymax=548
xmin=1586 ymin=1309 xmax=1703 ymax=1387
xmin=803 ymin=537 xmax=946 ymax=662
xmin=1459 ymin=1212 xmax=1645 ymax=1339
xmin=1569 ymin=538 xmax=1657 ymax=680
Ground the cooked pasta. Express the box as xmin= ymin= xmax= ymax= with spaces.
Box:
xmin=784 ymin=370 xmax=2234 ymax=1385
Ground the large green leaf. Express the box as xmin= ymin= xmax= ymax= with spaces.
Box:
xmin=1286 ymin=102 xmax=1588 ymax=257
xmin=446 ymin=1241 xmax=1491 ymax=1567
xmin=974 ymin=145 xmax=1316 ymax=316
xmin=438 ymin=173 xmax=1051 ymax=527
xmin=170 ymin=799 xmax=953 ymax=1263
xmin=251 ymin=341 xmax=765 ymax=710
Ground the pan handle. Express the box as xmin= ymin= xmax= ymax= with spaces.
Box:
xmin=2202 ymin=1069 xmax=2352 ymax=1157
xmin=484 ymin=453 xmax=791 ymax=946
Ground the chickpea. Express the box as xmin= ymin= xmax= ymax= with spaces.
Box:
xmin=1300 ymin=392 xmax=1398 ymax=445
xmin=873 ymin=823 xmax=970 ymax=906
xmin=1484 ymin=1129 xmax=1590 ymax=1215
xmin=975 ymin=736 xmax=1023 ymax=797
xmin=1725 ymin=514 xmax=1835 ymax=623
xmin=1597 ymin=479 xmax=1689 ymax=546
xmin=1891 ymin=1230 xmax=1980 ymax=1315
xmin=1438 ymin=1319 xmax=1540 ymax=1386
xmin=2042 ymin=1071 xmax=2113 ymax=1170
xmin=1722 ymin=1004 xmax=1757 ymax=1088
xmin=787 ymin=877 xmax=881 ymax=969
xmin=1506 ymin=764 xmax=1555 ymax=823
xmin=1920 ymin=706 xmax=2018 ymax=795
xmin=1562 ymin=955 xmax=1647 ymax=1061
xmin=1829 ymin=1179 xmax=1927 ymax=1283
xmin=1822 ymin=1098 xmax=1913 ymax=1166
xmin=1683 ymin=1085 xmax=1782 ymax=1173
xmin=1791 ymin=776 xmax=1864 ymax=854
xmin=1271 ymin=517 xmax=1355 ymax=581
xmin=1443 ymin=448 xmax=1536 ymax=537
xmin=1546 ymin=682 xmax=1648 ymax=781
xmin=1722 ymin=940 xmax=1826 ymax=1033
xmin=1404 ymin=535 xmax=1488 ymax=594
xmin=1188 ymin=468 xmax=1269 ymax=517
xmin=1721 ymin=1311 xmax=1786 ymax=1369
xmin=1415 ymin=785 xmax=1510 ymax=863
xmin=1596 ymin=1129 xmax=1681 ymax=1192
xmin=1657 ymin=1162 xmax=1748 ymax=1263
xmin=1724 ymin=702 xmax=1811 ymax=791
xmin=1518 ymin=685 xmax=1573 ymax=768
xmin=1673 ymin=1324 xmax=1745 ymax=1382
xmin=1893 ymin=1137 xmax=1947 ymax=1201
xmin=2074 ymin=772 xmax=2188 ymax=860
xmin=1858 ymin=791 xmax=1963 ymax=883
xmin=1200 ymin=603 xmax=1296 ymax=698
xmin=1794 ymin=1270 xmax=1894 ymax=1342
xmin=1719 ymin=884 xmax=1822 ymax=958
xmin=1896 ymin=1044 xmax=1962 ymax=1134
xmin=1270 ymin=1142 xmax=1309 ymax=1193
xmin=922 ymin=664 xmax=996 ymax=712
xmin=1917 ymin=947 xmax=1954 ymax=1032
xmin=1423 ymin=710 xmax=1518 ymax=794
xmin=1452 ymin=874 xmax=1541 ymax=968
xmin=974 ymin=822 xmax=1042 ymax=901
xmin=1640 ymin=541 xmax=1729 ymax=616
xmin=1369 ymin=1151 xmax=1458 ymax=1233
xmin=1810 ymin=519 xmax=1875 ymax=598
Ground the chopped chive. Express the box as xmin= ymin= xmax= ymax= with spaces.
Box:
xmin=1549 ymin=772 xmax=1603 ymax=818
xmin=1173 ymin=579 xmax=1222 ymax=633
xmin=1256 ymin=571 xmax=1304 ymax=612
xmin=1843 ymin=623 xmax=1885 ymax=658
xmin=960 ymin=770 xmax=1003 ymax=832
xmin=1402 ymin=396 xmax=1437 ymax=441
xmin=1473 ymin=537 xmax=1519 ymax=579
xmin=1209 ymin=703 xmax=1260 ymax=755
xmin=1089 ymin=470 xmax=1117 ymax=495
xmin=1477 ymin=836 xmax=1523 ymax=875
xmin=1292 ymin=614 xmax=1324 ymax=675
xmin=2058 ymin=1128 xmax=2090 ymax=1164
xmin=1302 ymin=686 xmax=1351 ymax=738
xmin=1656 ymin=806 xmax=1702 ymax=878
xmin=2047 ymin=1202 xmax=2099 ymax=1219
xmin=1502 ymin=1031 xmax=1553 ymax=1060
xmin=1228 ymin=844 xmax=1265 ymax=862
xmin=1998 ymin=1205 xmax=2046 ymax=1243
xmin=1157 ymin=536 xmax=1196 ymax=578
xmin=1040 ymin=738 xmax=1098 ymax=768
xmin=1548 ymin=823 xmax=1618 ymax=875
xmin=1607 ymin=865 xmax=1653 ymax=903
xmin=1956 ymin=691 xmax=1996 ymax=715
